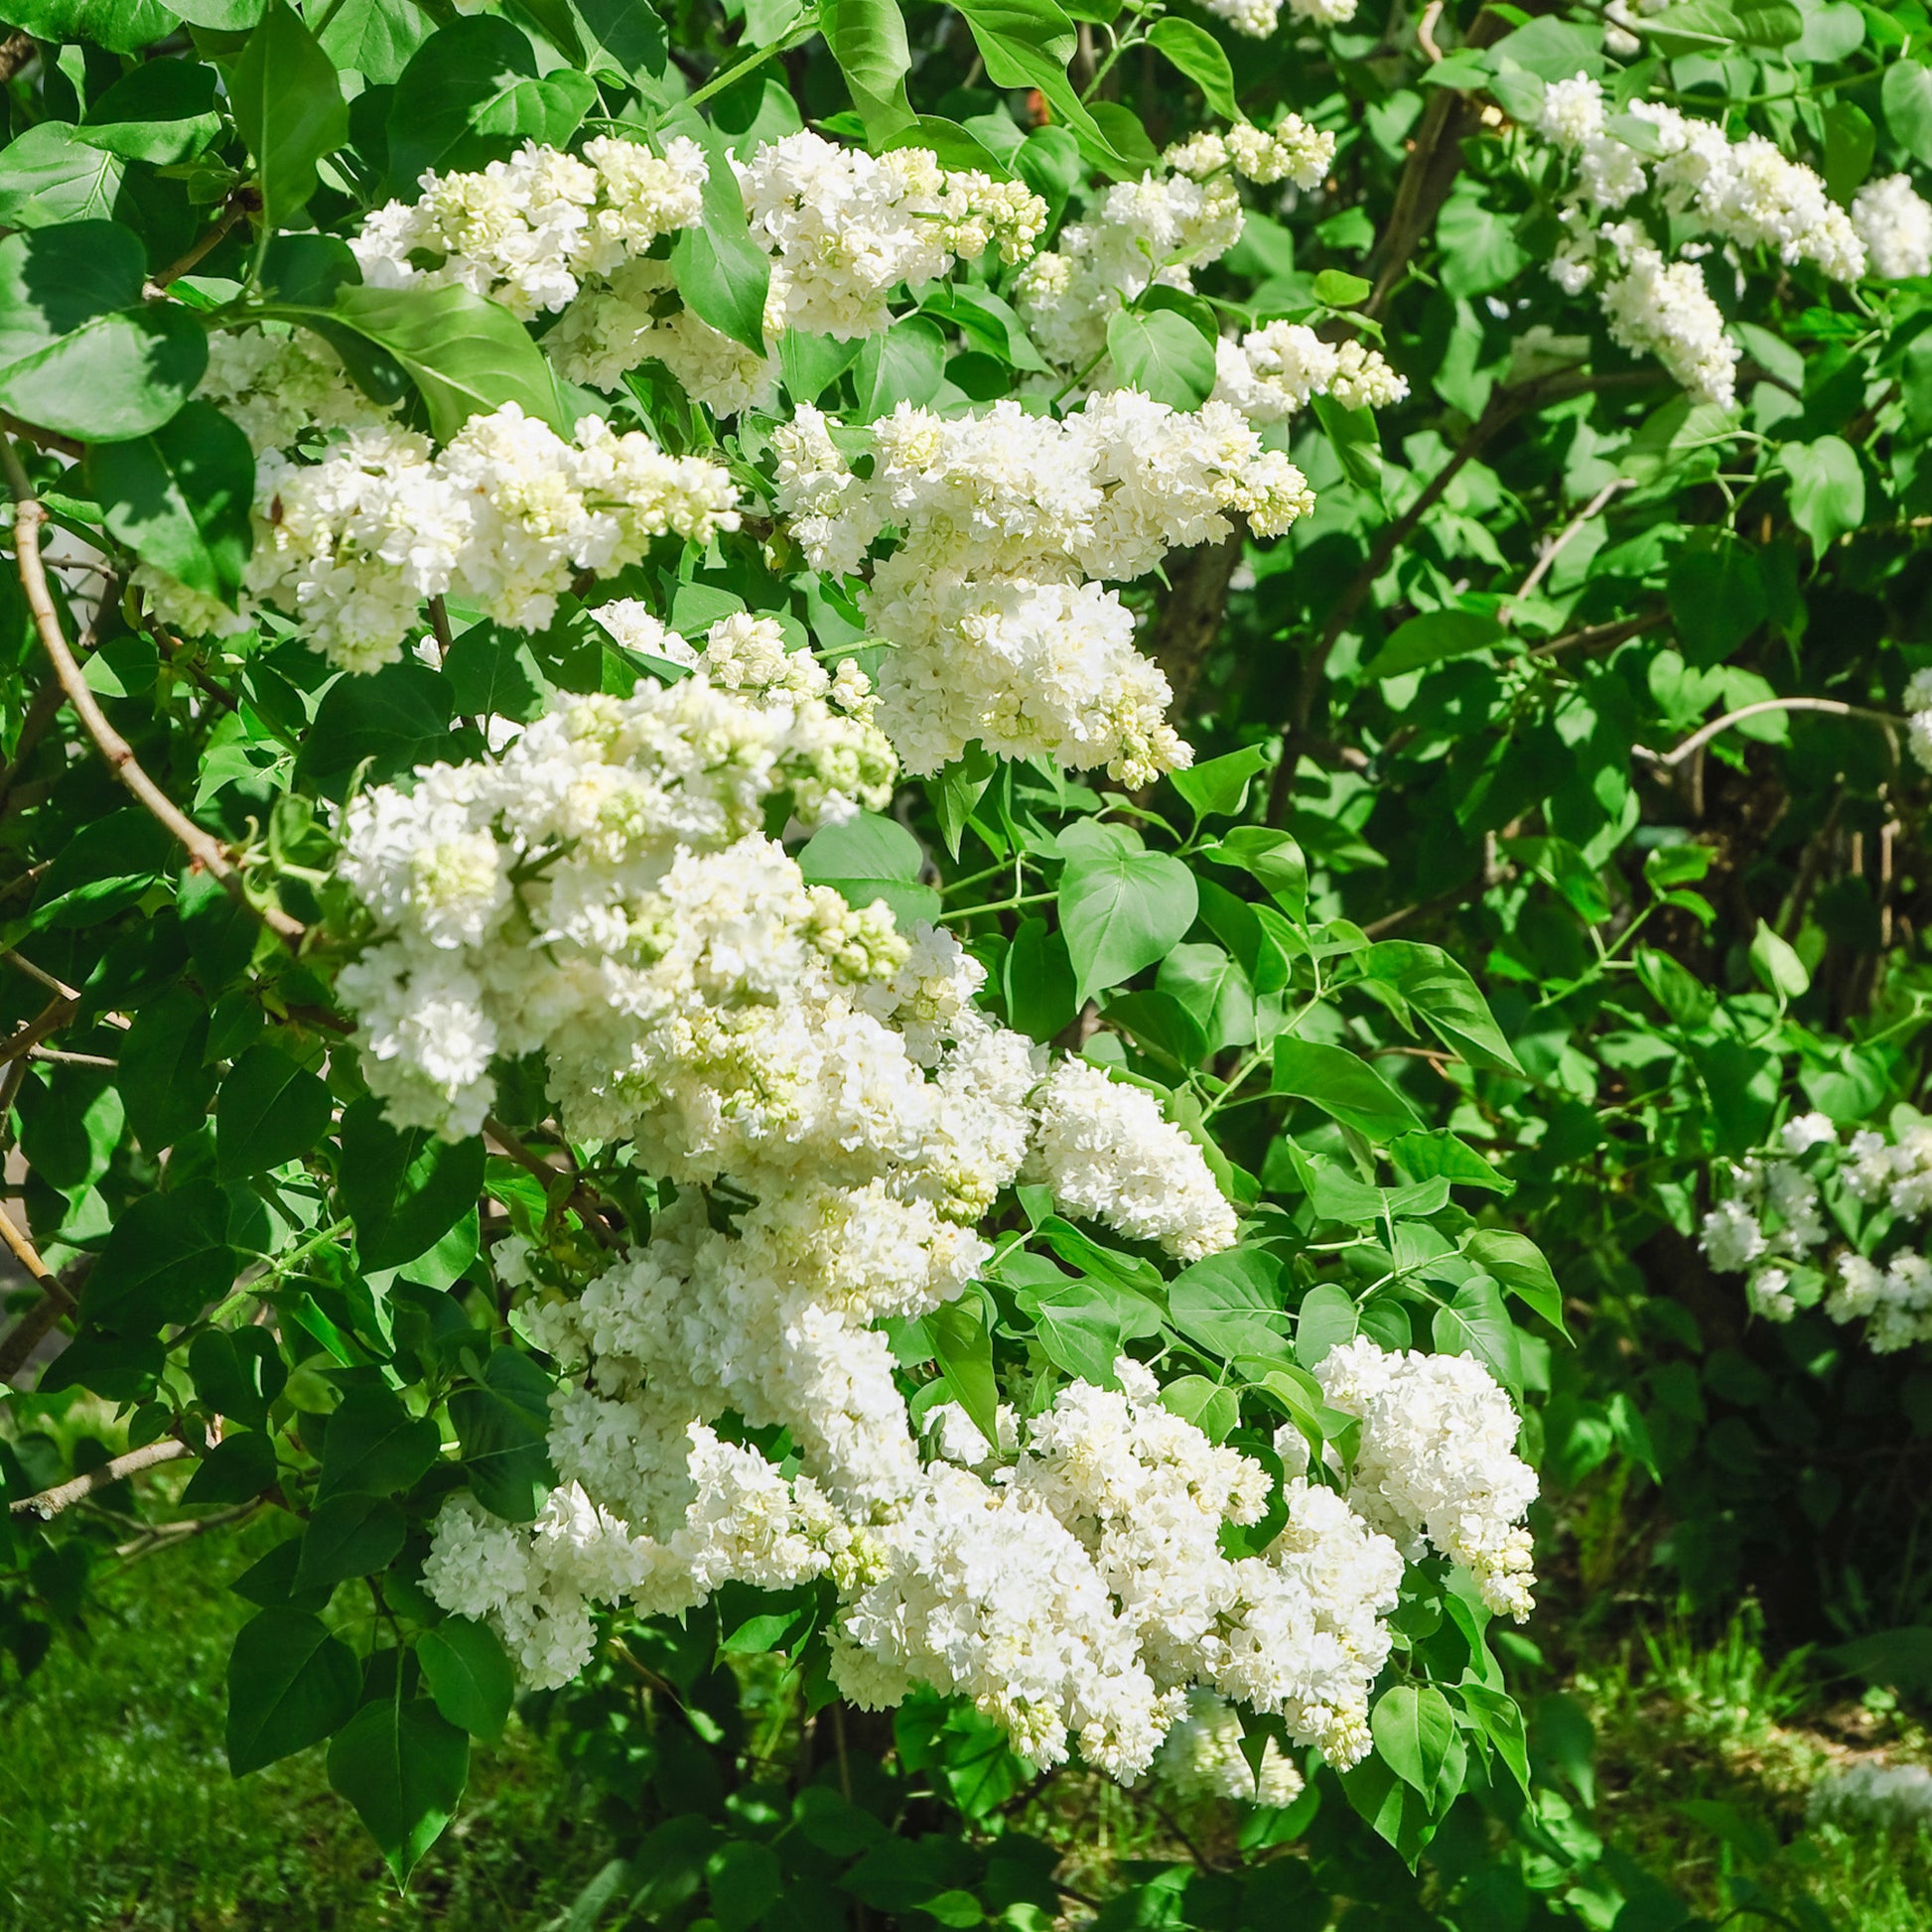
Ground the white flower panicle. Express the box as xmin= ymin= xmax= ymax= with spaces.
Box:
xmin=1211 ymin=322 xmax=1410 ymax=424
xmin=1905 ymin=666 xmax=1932 ymax=774
xmin=1015 ymin=170 xmax=1244 ymax=371
xmin=1313 ymin=1337 xmax=1539 ymax=1619
xmin=1025 ymin=1059 xmax=1238 ymax=1260
xmin=353 ymin=136 xmax=709 ymax=319
xmin=772 ymin=392 xmax=1312 ymax=781
xmin=1700 ymin=1112 xmax=1932 ymax=1352
xmin=1533 ymin=74 xmax=1896 ymax=401
xmin=1153 ymin=1688 xmax=1306 ymax=1808
xmin=140 ymin=406 xmax=741 ymax=673
xmin=1164 ymin=113 xmax=1336 ymax=192
xmin=1853 ymin=174 xmax=1932 ymax=281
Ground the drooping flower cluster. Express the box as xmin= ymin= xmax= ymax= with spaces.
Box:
xmin=1700 ymin=1110 xmax=1932 ymax=1351
xmin=772 ymin=392 xmax=1313 ymax=781
xmin=1311 ymin=1338 xmax=1539 ymax=1619
xmin=1535 ymin=73 xmax=1889 ymax=405
xmin=139 ymin=404 xmax=741 ymax=672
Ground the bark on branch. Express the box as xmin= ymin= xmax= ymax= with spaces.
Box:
xmin=0 ymin=437 xmax=306 ymax=943
xmin=9 ymin=1439 xmax=193 ymax=1519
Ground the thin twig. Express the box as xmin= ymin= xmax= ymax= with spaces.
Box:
xmin=1 ymin=436 xmax=306 ymax=944
xmin=30 ymin=1046 xmax=117 ymax=1067
xmin=1504 ymin=478 xmax=1632 ymax=615
xmin=145 ymin=205 xmax=243 ymax=296
xmin=483 ymin=1115 xmax=619 ymax=1246
xmin=1636 ymin=698 xmax=1902 ymax=768
xmin=1529 ymin=610 xmax=1668 ymax=658
xmin=10 ymin=1439 xmax=192 ymax=1518
xmin=0 ymin=993 xmax=80 ymax=1068
xmin=0 ymin=1202 xmax=71 ymax=1311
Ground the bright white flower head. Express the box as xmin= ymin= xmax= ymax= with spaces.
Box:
xmin=1854 ymin=174 xmax=1932 ymax=281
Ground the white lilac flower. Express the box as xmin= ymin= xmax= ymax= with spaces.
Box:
xmin=1853 ymin=174 xmax=1932 ymax=281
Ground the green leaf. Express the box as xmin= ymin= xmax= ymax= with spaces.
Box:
xmin=0 ymin=122 xmax=125 ymax=227
xmin=928 ymin=1298 xmax=1000 ymax=1449
xmin=296 ymin=655 xmax=455 ymax=794
xmin=216 ymin=1043 xmax=332 ymax=1180
xmin=189 ymin=1327 xmax=286 ymax=1429
xmin=1363 ymin=608 xmax=1503 ymax=680
xmin=327 ymin=1698 xmax=470 ymax=1883
xmin=1390 ymin=1129 xmax=1511 ymax=1196
xmin=1294 ymin=1281 xmax=1358 ymax=1369
xmin=1002 ymin=916 xmax=1078 ymax=1041
xmin=1312 ymin=268 xmax=1373 ymax=307
xmin=1272 ymin=1037 xmax=1420 ymax=1142
xmin=1169 ymin=1249 xmax=1290 ymax=1360
xmin=1433 ymin=1275 xmax=1522 ymax=1397
xmin=419 ymin=1618 xmax=515 ymax=1741
xmin=444 ymin=623 xmax=548 ymax=722
xmin=1372 ymin=1684 xmax=1458 ymax=1805
xmin=926 ymin=742 xmax=998 ymax=860
xmin=1666 ymin=539 xmax=1765 ymax=665
xmin=78 ymin=61 xmax=223 ymax=164
xmin=339 ymin=1097 xmax=485 ymax=1271
xmin=90 ymin=402 xmax=254 ymax=607
xmin=181 ymin=1430 xmax=278 ymax=1505
xmin=119 ymin=989 xmax=216 ymax=1152
xmin=295 ymin=1493 xmax=408 ymax=1592
xmin=1458 ymin=1682 xmax=1530 ymax=1792
xmin=1821 ymin=98 xmax=1875 ymax=205
xmin=797 ymin=810 xmax=938 ymax=927
xmin=324 ymin=283 xmax=568 ymax=442
xmin=450 ymin=1347 xmax=557 ymax=1521
xmin=1145 ymin=18 xmax=1238 ymax=121
xmin=1157 ymin=943 xmax=1255 ymax=1052
xmin=1158 ymin=1374 xmax=1239 ymax=1444
xmin=226 ymin=1607 xmax=361 ymax=1776
xmin=0 ymin=305 xmax=207 ymax=441
xmin=1360 ymin=940 xmax=1523 ymax=1075
xmin=0 ymin=221 xmax=145 ymax=373
xmin=1883 ymin=59 xmax=1932 ymax=165
xmin=27 ymin=807 xmax=174 ymax=929
xmin=824 ymin=0 xmax=914 ymax=140
xmin=879 ymin=115 xmax=1014 ymax=179
xmin=665 ymin=111 xmax=772 ymax=355
xmin=1749 ymin=917 xmax=1809 ymax=999
xmin=1201 ymin=827 xmax=1308 ymax=920
xmin=1107 ymin=307 xmax=1215 ymax=412
xmin=3 ymin=0 xmax=178 ymax=53
xmin=1058 ymin=842 xmax=1197 ymax=1006
xmin=854 ymin=314 xmax=948 ymax=420
xmin=1170 ymin=745 xmax=1269 ymax=823
xmin=709 ymin=1840 xmax=783 ymax=1932
xmin=317 ymin=1386 xmax=443 ymax=1500
xmin=387 ymin=18 xmax=598 ymax=186
xmin=229 ymin=0 xmax=350 ymax=229
xmin=316 ymin=0 xmax=428 ymax=80
xmin=1460 ymin=1228 xmax=1567 ymax=1335
xmin=1780 ymin=436 xmax=1864 ymax=553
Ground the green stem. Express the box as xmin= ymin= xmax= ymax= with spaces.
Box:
xmin=684 ymin=36 xmax=788 ymax=111
xmin=937 ymin=890 xmax=1058 ymax=923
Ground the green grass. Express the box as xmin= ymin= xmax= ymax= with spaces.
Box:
xmin=0 ymin=1516 xmax=612 ymax=1932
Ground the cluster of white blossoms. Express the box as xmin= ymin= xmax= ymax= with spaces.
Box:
xmin=1151 ymin=1688 xmax=1306 ymax=1807
xmin=1311 ymin=1339 xmax=1539 ymax=1620
xmin=772 ymin=392 xmax=1313 ymax=781
xmin=1903 ymin=666 xmax=1932 ymax=773
xmin=1700 ymin=1111 xmax=1932 ymax=1351
xmin=337 ymin=651 xmax=1532 ymax=1781
xmin=1199 ymin=0 xmax=1356 ymax=40
xmin=1852 ymin=175 xmax=1932 ymax=283
xmin=1809 ymin=1758 xmax=1932 ymax=1830
xmin=139 ymin=402 xmax=740 ymax=672
xmin=1163 ymin=111 xmax=1336 ymax=193
xmin=1211 ymin=322 xmax=1410 ymax=425
xmin=1533 ymin=73 xmax=1923 ymax=406
xmin=352 ymin=135 xmax=710 ymax=319
xmin=1016 ymin=170 xmax=1246 ymax=372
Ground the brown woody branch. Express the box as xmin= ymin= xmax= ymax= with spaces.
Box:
xmin=9 ymin=1439 xmax=193 ymax=1519
xmin=1 ymin=436 xmax=306 ymax=943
